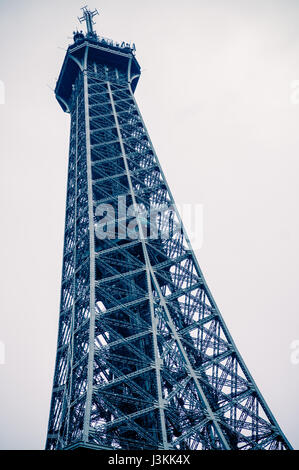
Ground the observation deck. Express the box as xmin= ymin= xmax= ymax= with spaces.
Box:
xmin=55 ymin=32 xmax=141 ymax=112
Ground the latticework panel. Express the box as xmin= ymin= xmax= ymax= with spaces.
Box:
xmin=47 ymin=76 xmax=91 ymax=449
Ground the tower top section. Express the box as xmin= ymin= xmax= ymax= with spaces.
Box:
xmin=72 ymin=5 xmax=136 ymax=54
xmin=55 ymin=6 xmax=141 ymax=112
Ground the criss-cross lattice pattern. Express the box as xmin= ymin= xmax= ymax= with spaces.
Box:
xmin=46 ymin=47 xmax=291 ymax=451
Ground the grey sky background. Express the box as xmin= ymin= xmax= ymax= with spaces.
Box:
xmin=0 ymin=0 xmax=298 ymax=449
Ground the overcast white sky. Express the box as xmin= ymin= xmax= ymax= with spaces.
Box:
xmin=0 ymin=0 xmax=298 ymax=449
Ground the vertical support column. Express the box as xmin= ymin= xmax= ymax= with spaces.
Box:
xmin=106 ymin=81 xmax=169 ymax=449
xmin=66 ymin=95 xmax=79 ymax=443
xmin=82 ymin=47 xmax=96 ymax=443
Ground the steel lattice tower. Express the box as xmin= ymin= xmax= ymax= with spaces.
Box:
xmin=46 ymin=8 xmax=292 ymax=451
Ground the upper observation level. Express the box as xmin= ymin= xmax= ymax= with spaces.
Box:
xmin=55 ymin=6 xmax=141 ymax=112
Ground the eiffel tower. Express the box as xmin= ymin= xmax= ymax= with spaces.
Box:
xmin=46 ymin=7 xmax=292 ymax=450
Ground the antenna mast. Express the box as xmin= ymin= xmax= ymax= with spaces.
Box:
xmin=78 ymin=5 xmax=99 ymax=37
